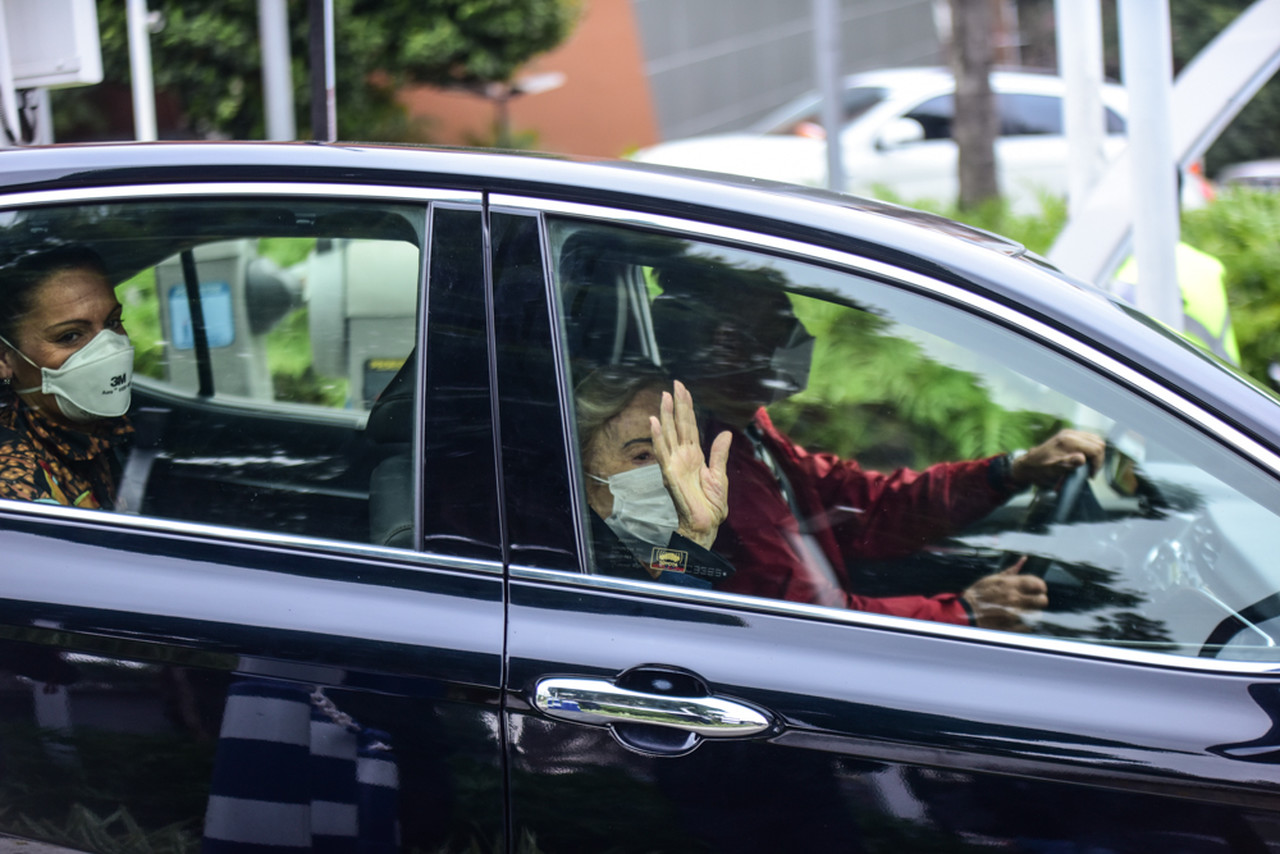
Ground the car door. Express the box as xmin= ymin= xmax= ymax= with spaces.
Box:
xmin=495 ymin=197 xmax=1280 ymax=853
xmin=0 ymin=186 xmax=506 ymax=852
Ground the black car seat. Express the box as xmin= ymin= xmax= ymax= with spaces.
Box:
xmin=558 ymin=231 xmax=656 ymax=376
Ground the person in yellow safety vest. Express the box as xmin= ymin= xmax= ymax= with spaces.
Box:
xmin=1114 ymin=242 xmax=1241 ymax=364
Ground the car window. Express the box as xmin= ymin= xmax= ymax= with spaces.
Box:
xmin=0 ymin=197 xmax=429 ymax=547
xmin=547 ymin=217 xmax=1280 ymax=662
xmin=1105 ymin=106 xmax=1126 ymax=134
xmin=998 ymin=93 xmax=1063 ymax=136
xmin=904 ymin=94 xmax=954 ymax=140
xmin=903 ymin=92 xmax=1119 ymax=140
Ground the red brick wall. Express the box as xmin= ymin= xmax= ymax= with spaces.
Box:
xmin=397 ymin=0 xmax=659 ymax=158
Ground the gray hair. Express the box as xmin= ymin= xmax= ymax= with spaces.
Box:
xmin=574 ymin=365 xmax=671 ymax=455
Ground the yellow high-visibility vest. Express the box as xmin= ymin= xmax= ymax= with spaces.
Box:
xmin=1115 ymin=242 xmax=1241 ymax=364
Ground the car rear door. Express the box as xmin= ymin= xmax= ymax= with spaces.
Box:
xmin=0 ymin=185 xmax=505 ymax=852
xmin=494 ymin=197 xmax=1280 ymax=853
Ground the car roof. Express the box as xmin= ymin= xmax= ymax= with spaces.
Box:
xmin=835 ymin=66 xmax=1125 ymax=93
xmin=0 ymin=141 xmax=1270 ymax=449
xmin=750 ymin=66 xmax=1128 ymax=134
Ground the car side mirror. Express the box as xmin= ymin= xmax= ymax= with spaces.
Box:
xmin=876 ymin=117 xmax=925 ymax=151
xmin=245 ymin=256 xmax=302 ymax=335
xmin=1105 ymin=432 xmax=1147 ymax=499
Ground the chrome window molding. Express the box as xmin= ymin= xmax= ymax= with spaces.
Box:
xmin=0 ymin=184 xmax=491 ymax=572
xmin=0 ymin=496 xmax=504 ymax=578
xmin=133 ymin=377 xmax=372 ymax=430
xmin=490 ymin=194 xmax=1280 ymax=480
xmin=508 ymin=564 xmax=1280 ymax=677
xmin=0 ymin=183 xmax=481 ymax=208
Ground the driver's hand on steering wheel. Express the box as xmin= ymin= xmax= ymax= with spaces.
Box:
xmin=962 ymin=557 xmax=1048 ymax=631
xmin=1011 ymin=429 xmax=1105 ymax=489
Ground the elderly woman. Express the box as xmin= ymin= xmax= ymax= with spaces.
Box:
xmin=0 ymin=246 xmax=134 ymax=509
xmin=576 ymin=366 xmax=734 ymax=588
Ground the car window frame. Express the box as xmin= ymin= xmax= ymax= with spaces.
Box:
xmin=0 ymin=181 xmax=503 ymax=574
xmin=490 ymin=191 xmax=1280 ymax=677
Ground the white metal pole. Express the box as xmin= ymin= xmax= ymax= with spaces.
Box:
xmin=323 ymin=0 xmax=336 ymax=141
xmin=30 ymin=88 xmax=52 ymax=144
xmin=1054 ymin=0 xmax=1106 ymax=216
xmin=126 ymin=0 xmax=158 ymax=141
xmin=0 ymin=2 xmax=21 ymax=146
xmin=813 ymin=0 xmax=845 ymax=192
xmin=258 ymin=0 xmax=295 ymax=140
xmin=1118 ymin=0 xmax=1181 ymax=329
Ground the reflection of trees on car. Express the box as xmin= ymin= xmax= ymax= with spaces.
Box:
xmin=772 ymin=296 xmax=1055 ymax=471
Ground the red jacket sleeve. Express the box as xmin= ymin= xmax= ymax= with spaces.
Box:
xmin=754 ymin=410 xmax=1010 ymax=562
xmin=713 ymin=420 xmax=977 ymax=626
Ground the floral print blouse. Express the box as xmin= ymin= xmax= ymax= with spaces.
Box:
xmin=0 ymin=398 xmax=133 ymax=509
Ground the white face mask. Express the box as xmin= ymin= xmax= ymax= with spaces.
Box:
xmin=590 ymin=464 xmax=678 ymax=547
xmin=5 ymin=329 xmax=134 ymax=422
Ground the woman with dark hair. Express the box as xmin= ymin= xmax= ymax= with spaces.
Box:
xmin=0 ymin=245 xmax=134 ymax=508
xmin=576 ymin=365 xmax=734 ymax=588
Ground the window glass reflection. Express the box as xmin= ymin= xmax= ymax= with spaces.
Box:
xmin=550 ymin=218 xmax=1280 ymax=661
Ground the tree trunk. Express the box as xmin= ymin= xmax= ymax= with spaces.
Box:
xmin=950 ymin=0 xmax=999 ymax=210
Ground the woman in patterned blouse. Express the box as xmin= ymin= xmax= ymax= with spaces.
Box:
xmin=0 ymin=246 xmax=134 ymax=509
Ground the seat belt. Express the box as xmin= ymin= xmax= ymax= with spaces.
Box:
xmin=116 ymin=406 xmax=169 ymax=514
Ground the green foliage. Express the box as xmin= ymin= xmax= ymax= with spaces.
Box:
xmin=266 ymin=306 xmax=350 ymax=406
xmin=774 ymin=186 xmax=1280 ymax=468
xmin=372 ymin=0 xmax=581 ymax=87
xmin=56 ymin=0 xmax=579 ymax=142
xmin=120 ymin=268 xmax=166 ymax=381
xmin=771 ymin=295 xmax=1055 ymax=470
xmin=1182 ymin=187 xmax=1280 ymax=383
xmin=873 ymin=185 xmax=1069 ymax=256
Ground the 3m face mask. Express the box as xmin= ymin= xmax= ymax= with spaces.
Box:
xmin=590 ymin=464 xmax=678 ymax=547
xmin=4 ymin=329 xmax=134 ymax=422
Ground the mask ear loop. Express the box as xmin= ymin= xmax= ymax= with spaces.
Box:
xmin=0 ymin=332 xmax=46 ymax=402
xmin=0 ymin=332 xmax=39 ymax=369
xmin=0 ymin=333 xmax=41 ymax=395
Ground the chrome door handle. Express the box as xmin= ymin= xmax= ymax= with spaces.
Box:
xmin=533 ymin=676 xmax=772 ymax=738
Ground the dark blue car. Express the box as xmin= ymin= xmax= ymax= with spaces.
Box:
xmin=0 ymin=142 xmax=1274 ymax=853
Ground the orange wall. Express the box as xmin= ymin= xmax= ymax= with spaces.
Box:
xmin=398 ymin=0 xmax=659 ymax=158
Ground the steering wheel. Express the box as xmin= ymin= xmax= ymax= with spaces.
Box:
xmin=1019 ymin=464 xmax=1094 ymax=579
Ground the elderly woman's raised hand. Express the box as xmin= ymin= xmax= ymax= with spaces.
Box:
xmin=649 ymin=380 xmax=732 ymax=550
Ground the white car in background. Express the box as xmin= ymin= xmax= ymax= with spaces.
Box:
xmin=633 ymin=67 xmax=1131 ymax=213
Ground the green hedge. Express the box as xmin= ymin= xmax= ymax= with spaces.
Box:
xmin=916 ymin=189 xmax=1280 ymax=387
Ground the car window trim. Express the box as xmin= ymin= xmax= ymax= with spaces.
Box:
xmin=0 ymin=494 xmax=504 ymax=575
xmin=507 ymin=563 xmax=1280 ymax=676
xmin=0 ymin=183 xmax=495 ymax=573
xmin=489 ymin=194 xmax=1280 ymax=482
xmin=491 ymin=193 xmax=1280 ymax=676
xmin=0 ymin=183 xmax=479 ymax=208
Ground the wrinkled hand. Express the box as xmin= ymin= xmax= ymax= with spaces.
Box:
xmin=1012 ymin=429 xmax=1105 ymax=489
xmin=961 ymin=558 xmax=1047 ymax=631
xmin=650 ymin=380 xmax=732 ymax=550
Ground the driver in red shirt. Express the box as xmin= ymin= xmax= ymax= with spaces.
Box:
xmin=651 ymin=277 xmax=1103 ymax=630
